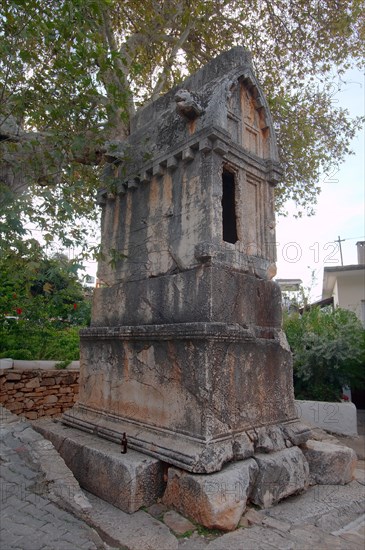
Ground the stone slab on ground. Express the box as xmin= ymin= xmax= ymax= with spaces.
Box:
xmin=333 ymin=513 xmax=365 ymax=537
xmin=250 ymin=446 xmax=309 ymax=508
xmin=178 ymin=533 xmax=211 ymax=549
xmin=302 ymin=439 xmax=357 ymax=485
xmin=265 ymin=479 xmax=365 ymax=533
xmin=163 ymin=510 xmax=196 ymax=535
xmin=205 ymin=525 xmax=297 ymax=549
xmin=86 ymin=491 xmax=179 ymax=550
xmin=33 ymin=418 xmax=165 ymax=513
xmin=336 ymin=434 xmax=365 ymax=460
xmin=205 ymin=522 xmax=364 ymax=550
xmin=163 ymin=458 xmax=258 ymax=530
xmin=146 ymin=502 xmax=169 ymax=518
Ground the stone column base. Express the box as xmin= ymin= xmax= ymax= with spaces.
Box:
xmin=33 ymin=420 xmax=357 ymax=531
xmin=62 ymin=401 xmax=311 ymax=474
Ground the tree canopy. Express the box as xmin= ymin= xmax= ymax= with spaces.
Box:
xmin=1 ymin=0 xmax=364 ymax=250
xmin=0 ymin=239 xmax=91 ymax=325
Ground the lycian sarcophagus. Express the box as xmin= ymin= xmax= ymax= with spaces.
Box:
xmin=64 ymin=47 xmax=309 ymax=473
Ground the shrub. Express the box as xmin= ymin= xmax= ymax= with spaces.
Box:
xmin=284 ymin=307 xmax=365 ymax=401
xmin=0 ymin=349 xmax=33 ymax=360
xmin=0 ymin=320 xmax=81 ymax=361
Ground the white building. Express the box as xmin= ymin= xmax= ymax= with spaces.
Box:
xmin=322 ymin=241 xmax=365 ymax=327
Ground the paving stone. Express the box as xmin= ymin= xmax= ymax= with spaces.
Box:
xmin=331 ymin=513 xmax=365 ymax=541
xmin=264 ymin=481 xmax=365 ymax=532
xmin=286 ymin=525 xmax=343 ymax=549
xmin=0 ymin=407 xmax=107 ymax=550
xmin=85 ymin=491 xmax=178 ymax=550
xmin=243 ymin=508 xmax=265 ymax=525
xmin=178 ymin=532 xmax=210 ymax=549
xmin=18 ymin=511 xmax=47 ymax=530
xmin=0 ymin=530 xmax=23 ymax=546
xmin=147 ymin=502 xmax=169 ymax=518
xmin=163 ymin=510 xmax=196 ymax=535
xmin=206 ymin=526 xmax=295 ymax=549
xmin=261 ymin=516 xmax=291 ymax=532
xmin=338 ymin=532 xmax=365 ymax=545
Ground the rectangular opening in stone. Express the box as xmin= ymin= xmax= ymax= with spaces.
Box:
xmin=222 ymin=168 xmax=238 ymax=244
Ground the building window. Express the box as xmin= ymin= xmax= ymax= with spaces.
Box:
xmin=222 ymin=168 xmax=238 ymax=244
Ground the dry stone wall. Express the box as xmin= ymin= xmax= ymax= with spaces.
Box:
xmin=0 ymin=369 xmax=79 ymax=419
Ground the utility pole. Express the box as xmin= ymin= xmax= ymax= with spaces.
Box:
xmin=335 ymin=235 xmax=345 ymax=266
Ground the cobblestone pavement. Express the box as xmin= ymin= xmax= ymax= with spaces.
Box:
xmin=0 ymin=407 xmax=107 ymax=550
xmin=1 ymin=406 xmax=364 ymax=550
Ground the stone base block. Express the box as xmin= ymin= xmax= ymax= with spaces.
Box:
xmin=33 ymin=419 xmax=165 ymax=513
xmin=301 ymin=440 xmax=357 ymax=485
xmin=63 ymin=400 xmax=311 ymax=475
xmin=250 ymin=447 xmax=309 ymax=508
xmin=162 ymin=459 xmax=259 ymax=531
xmin=64 ymin=317 xmax=311 ymax=473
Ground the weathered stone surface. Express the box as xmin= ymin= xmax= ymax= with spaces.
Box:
xmin=65 ymin=325 xmax=300 ymax=473
xmin=264 ymin=479 xmax=365 ymax=532
xmin=163 ymin=511 xmax=196 ymax=535
xmin=33 ymin=419 xmax=165 ymax=513
xmin=282 ymin=421 xmax=313 ymax=446
xmin=98 ymin=47 xmax=279 ymax=286
xmin=206 ymin=525 xmax=297 ymax=550
xmin=302 ymin=440 xmax=357 ymax=485
xmin=162 ymin=459 xmax=259 ymax=531
xmin=261 ymin=516 xmax=291 ymax=532
xmin=25 ymin=377 xmax=40 ymax=389
xmin=4 ymin=372 xmax=21 ymax=380
xmin=146 ymin=502 xmax=169 ymax=518
xmin=250 ymin=447 xmax=309 ymax=508
xmin=247 ymin=425 xmax=289 ymax=453
xmin=242 ymin=507 xmax=265 ymax=526
xmin=232 ymin=432 xmax=255 ymax=460
xmin=91 ymin=267 xmax=284 ymax=328
xmin=86 ymin=492 xmax=179 ymax=550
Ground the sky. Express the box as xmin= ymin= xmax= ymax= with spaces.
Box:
xmin=275 ymin=66 xmax=365 ymax=301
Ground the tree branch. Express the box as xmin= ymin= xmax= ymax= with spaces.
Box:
xmin=98 ymin=8 xmax=135 ymax=136
xmin=150 ymin=22 xmax=193 ymax=101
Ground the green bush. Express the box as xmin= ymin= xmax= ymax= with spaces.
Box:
xmin=0 ymin=349 xmax=33 ymax=360
xmin=41 ymin=326 xmax=80 ymax=361
xmin=0 ymin=320 xmax=81 ymax=361
xmin=284 ymin=307 xmax=365 ymax=401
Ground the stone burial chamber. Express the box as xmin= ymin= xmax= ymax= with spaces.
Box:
xmin=33 ymin=47 xmax=356 ymax=530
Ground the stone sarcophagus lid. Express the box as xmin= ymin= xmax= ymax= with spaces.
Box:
xmin=64 ymin=47 xmax=309 ymax=473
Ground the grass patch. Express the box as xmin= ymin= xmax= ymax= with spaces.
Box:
xmin=196 ymin=525 xmax=223 ymax=537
